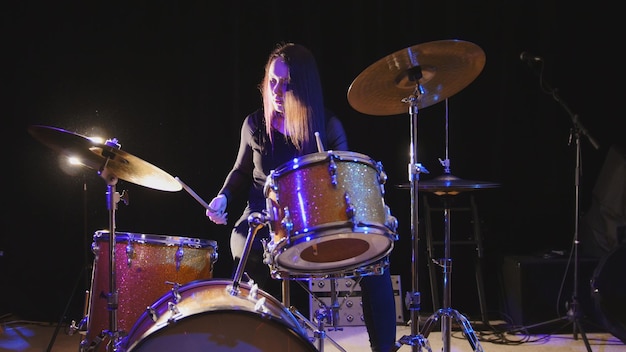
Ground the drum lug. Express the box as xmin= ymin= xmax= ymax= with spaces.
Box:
xmin=165 ymin=281 xmax=182 ymax=303
xmin=344 ymin=192 xmax=356 ymax=224
xmin=125 ymin=241 xmax=134 ymax=267
xmin=209 ymin=249 xmax=218 ymax=266
xmin=377 ymin=162 xmax=387 ymax=183
xmin=282 ymin=207 xmax=294 ymax=236
xmin=166 ymin=301 xmax=182 ymax=323
xmin=248 ymin=283 xmax=260 ymax=300
xmin=263 ymin=170 xmax=278 ymax=197
xmin=328 ymin=156 xmax=338 ymax=186
xmin=385 ymin=205 xmax=399 ymax=236
xmin=254 ymin=296 xmax=270 ymax=315
xmin=147 ymin=306 xmax=158 ymax=322
xmin=377 ymin=162 xmax=388 ymax=196
xmin=175 ymin=244 xmax=184 ymax=271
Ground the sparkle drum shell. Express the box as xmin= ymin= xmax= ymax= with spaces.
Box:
xmin=264 ymin=151 xmax=397 ymax=278
xmin=122 ymin=279 xmax=316 ymax=352
xmin=82 ymin=230 xmax=217 ymax=351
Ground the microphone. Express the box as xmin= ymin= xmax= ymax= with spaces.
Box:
xmin=520 ymin=51 xmax=542 ymax=62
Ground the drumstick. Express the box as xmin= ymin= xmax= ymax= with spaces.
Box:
xmin=315 ymin=131 xmax=325 ymax=152
xmin=175 ymin=176 xmax=216 ymax=212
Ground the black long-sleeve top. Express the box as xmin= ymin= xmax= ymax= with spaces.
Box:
xmin=217 ymin=108 xmax=349 ymax=226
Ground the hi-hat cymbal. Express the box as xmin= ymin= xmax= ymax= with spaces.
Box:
xmin=347 ymin=39 xmax=486 ymax=116
xmin=397 ymin=173 xmax=500 ymax=195
xmin=28 ymin=125 xmax=182 ymax=192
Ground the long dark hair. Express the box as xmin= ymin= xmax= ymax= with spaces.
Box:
xmin=260 ymin=42 xmax=325 ymax=151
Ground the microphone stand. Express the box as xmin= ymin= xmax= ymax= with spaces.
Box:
xmin=510 ymin=59 xmax=600 ymax=352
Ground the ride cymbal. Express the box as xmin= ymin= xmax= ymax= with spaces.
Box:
xmin=28 ymin=125 xmax=182 ymax=192
xmin=347 ymin=39 xmax=486 ymax=116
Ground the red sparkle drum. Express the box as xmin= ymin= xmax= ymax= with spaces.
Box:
xmin=81 ymin=230 xmax=217 ymax=351
xmin=121 ymin=279 xmax=316 ymax=352
xmin=264 ymin=151 xmax=397 ymax=278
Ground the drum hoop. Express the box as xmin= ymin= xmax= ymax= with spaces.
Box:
xmin=123 ymin=279 xmax=311 ymax=351
xmin=271 ymin=231 xmax=395 ymax=274
xmin=273 ymin=250 xmax=392 ymax=279
xmin=94 ymin=230 xmax=217 ymax=249
xmin=127 ymin=309 xmax=316 ymax=352
xmin=282 ymin=221 xmax=395 ymax=242
xmin=271 ymin=150 xmax=378 ymax=178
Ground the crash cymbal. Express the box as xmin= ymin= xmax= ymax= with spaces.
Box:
xmin=397 ymin=173 xmax=500 ymax=195
xmin=28 ymin=125 xmax=182 ymax=192
xmin=347 ymin=39 xmax=486 ymax=116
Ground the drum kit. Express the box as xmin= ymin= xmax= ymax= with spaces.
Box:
xmin=28 ymin=39 xmax=495 ymax=352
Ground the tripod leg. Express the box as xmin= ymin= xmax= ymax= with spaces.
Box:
xmin=450 ymin=309 xmax=484 ymax=352
xmin=566 ymin=297 xmax=593 ymax=352
xmin=573 ymin=318 xmax=593 ymax=352
xmin=390 ymin=296 xmax=433 ymax=352
xmin=420 ymin=309 xmax=442 ymax=339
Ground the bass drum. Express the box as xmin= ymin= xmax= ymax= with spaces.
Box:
xmin=122 ymin=279 xmax=316 ymax=352
xmin=590 ymin=242 xmax=626 ymax=343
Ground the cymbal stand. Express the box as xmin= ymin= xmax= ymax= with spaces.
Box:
xmin=419 ymin=98 xmax=483 ymax=352
xmin=392 ymin=80 xmax=432 ymax=352
xmin=420 ymin=193 xmax=483 ymax=352
xmin=291 ymin=276 xmax=359 ymax=352
xmin=81 ymin=139 xmax=129 ymax=352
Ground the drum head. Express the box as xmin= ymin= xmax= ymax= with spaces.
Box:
xmin=591 ymin=242 xmax=626 ymax=343
xmin=129 ymin=310 xmax=317 ymax=352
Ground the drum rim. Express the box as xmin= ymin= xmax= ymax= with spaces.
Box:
xmin=275 ymin=221 xmax=396 ymax=239
xmin=272 ymin=231 xmax=395 ymax=274
xmin=271 ymin=150 xmax=378 ymax=177
xmin=94 ymin=230 xmax=217 ymax=248
xmin=123 ymin=279 xmax=314 ymax=351
xmin=126 ymin=309 xmax=317 ymax=352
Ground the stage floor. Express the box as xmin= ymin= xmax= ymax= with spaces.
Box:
xmin=1 ymin=319 xmax=623 ymax=352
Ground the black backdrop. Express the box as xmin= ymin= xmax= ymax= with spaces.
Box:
xmin=3 ymin=1 xmax=624 ymax=326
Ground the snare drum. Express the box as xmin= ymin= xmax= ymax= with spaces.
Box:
xmin=122 ymin=279 xmax=316 ymax=352
xmin=81 ymin=230 xmax=217 ymax=352
xmin=264 ymin=151 xmax=397 ymax=278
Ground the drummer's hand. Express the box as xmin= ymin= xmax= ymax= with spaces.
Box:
xmin=206 ymin=194 xmax=228 ymax=225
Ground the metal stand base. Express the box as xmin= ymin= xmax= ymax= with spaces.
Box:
xmin=290 ymin=306 xmax=347 ymax=352
xmin=421 ymin=308 xmax=483 ymax=352
xmin=422 ymin=195 xmax=484 ymax=352
xmin=392 ymin=330 xmax=433 ymax=352
xmin=506 ymin=297 xmax=593 ymax=351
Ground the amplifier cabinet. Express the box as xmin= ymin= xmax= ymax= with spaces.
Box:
xmin=501 ymin=255 xmax=600 ymax=331
xmin=309 ymin=275 xmax=404 ymax=326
